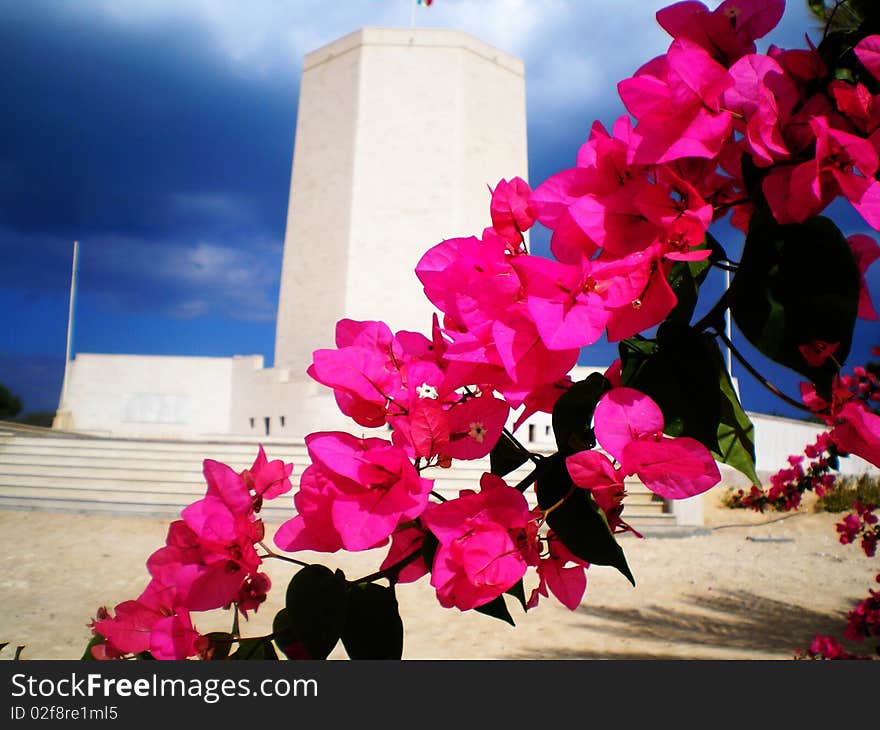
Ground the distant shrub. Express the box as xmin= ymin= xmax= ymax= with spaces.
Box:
xmin=816 ymin=474 xmax=880 ymax=513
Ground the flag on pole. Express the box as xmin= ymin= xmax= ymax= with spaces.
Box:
xmin=417 ymin=0 xmax=433 ymax=5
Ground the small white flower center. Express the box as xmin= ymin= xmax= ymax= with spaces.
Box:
xmin=416 ymin=382 xmax=439 ymax=400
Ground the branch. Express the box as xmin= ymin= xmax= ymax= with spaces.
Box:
xmin=714 ymin=329 xmax=817 ymax=415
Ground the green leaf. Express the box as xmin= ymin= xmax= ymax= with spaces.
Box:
xmin=342 ymin=583 xmax=404 ymax=659
xmin=505 ymin=578 xmax=528 ymax=613
xmin=551 ymin=373 xmax=611 ymax=455
xmin=707 ymin=341 xmax=760 ymax=486
xmin=619 ymin=323 xmax=721 ymax=452
xmin=474 ymin=594 xmax=515 ymax=626
xmin=230 ymin=637 xmax=278 ymax=660
xmin=489 ymin=434 xmax=529 ymax=477
xmin=285 ymin=564 xmax=348 ymax=660
xmin=536 ymin=455 xmax=634 ymax=585
xmin=203 ymin=632 xmax=234 ymax=661
xmin=729 ymin=216 xmax=860 ymax=397
xmin=272 ymin=609 xmax=310 ymax=660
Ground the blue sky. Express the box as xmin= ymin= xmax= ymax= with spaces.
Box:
xmin=0 ymin=0 xmax=877 ymax=420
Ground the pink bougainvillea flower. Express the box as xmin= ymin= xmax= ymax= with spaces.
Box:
xmin=594 ymin=387 xmax=720 ymax=499
xmin=565 ymin=449 xmax=638 ymax=535
xmin=527 ymin=532 xmax=590 ymax=611
xmin=848 ymin=234 xmax=880 ymax=320
xmin=798 ymin=340 xmax=840 ymax=368
xmin=621 ymin=436 xmax=720 ymax=500
xmin=272 ymin=465 xmax=345 ymax=553
xmin=91 ymin=599 xmax=163 ymax=657
xmin=831 ymin=401 xmax=880 ymax=468
xmin=275 ymin=432 xmax=433 ymax=553
xmin=491 ymin=314 xmax=580 ymax=400
xmin=855 ymin=35 xmax=880 ymax=82
xmin=619 ymin=39 xmax=733 ymax=165
xmin=603 ymin=257 xmax=678 ymax=343
xmin=240 ymin=445 xmax=294 ymax=504
xmin=764 ymin=117 xmax=880 ymax=228
xmin=416 ymin=235 xmax=520 ymax=331
xmin=307 ymin=320 xmax=402 ymax=428
xmin=512 ymin=377 xmax=572 ymax=432
xmin=379 ymin=524 xmax=429 ymax=585
xmin=512 ymin=255 xmax=610 ymax=350
xmin=445 ymin=392 xmax=510 ymax=461
xmin=722 ymin=53 xmax=798 ymax=166
xmin=149 ymin=609 xmax=209 ymax=661
xmin=657 ymin=0 xmax=785 ymax=65
xmin=421 ymin=473 xmax=537 ymax=610
xmin=490 ymin=176 xmax=535 ymax=247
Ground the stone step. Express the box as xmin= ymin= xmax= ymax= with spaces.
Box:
xmin=0 ymin=473 xmax=665 ymax=508
xmin=0 ymin=485 xmax=670 ymax=519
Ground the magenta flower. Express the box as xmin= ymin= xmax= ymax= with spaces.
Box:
xmin=274 ymin=432 xmax=433 ymax=553
xmin=593 ymin=387 xmax=720 ymax=499
xmin=656 ymin=0 xmax=785 ymax=66
xmin=527 ymin=533 xmax=590 ymax=611
xmin=848 ymin=234 xmax=880 ymax=320
xmin=830 ymin=401 xmax=880 ymax=468
xmin=489 ymin=176 xmax=535 ymax=247
xmin=855 ymin=35 xmax=880 ymax=82
xmin=618 ymin=39 xmax=733 ymax=165
xmin=421 ymin=473 xmax=538 ymax=611
xmin=764 ymin=117 xmax=880 ymax=228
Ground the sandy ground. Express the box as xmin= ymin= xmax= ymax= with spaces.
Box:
xmin=2 ymin=492 xmax=878 ymax=660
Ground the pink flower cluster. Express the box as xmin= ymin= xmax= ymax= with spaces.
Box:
xmin=844 ymin=573 xmax=880 ymax=643
xmin=837 ymin=501 xmax=879 ymax=558
xmin=89 ymin=447 xmax=292 ymax=659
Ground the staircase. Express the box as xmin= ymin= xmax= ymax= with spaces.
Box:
xmin=0 ymin=423 xmax=677 ymax=531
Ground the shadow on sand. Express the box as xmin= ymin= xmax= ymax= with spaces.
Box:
xmin=511 ymin=589 xmax=855 ymax=659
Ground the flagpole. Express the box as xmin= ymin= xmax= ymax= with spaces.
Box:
xmin=58 ymin=240 xmax=79 ymax=416
xmin=411 ymin=0 xmax=416 ymax=28
xmin=725 ymin=268 xmax=733 ymax=375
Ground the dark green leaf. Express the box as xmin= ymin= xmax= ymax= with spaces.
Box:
xmin=342 ymin=583 xmax=404 ymax=659
xmin=204 ymin=632 xmax=234 ymax=661
xmin=536 ymin=455 xmax=634 ymax=585
xmin=489 ymin=434 xmax=529 ymax=477
xmin=272 ymin=609 xmax=310 ymax=660
xmin=230 ymin=637 xmax=278 ymax=660
xmin=505 ymin=579 xmax=528 ymax=613
xmin=729 ymin=216 xmax=859 ymax=397
xmin=474 ymin=594 xmax=515 ymax=626
xmin=619 ymin=323 xmax=721 ymax=452
xmin=285 ymin=564 xmax=348 ymax=660
xmin=706 ymin=340 xmax=760 ymax=485
xmin=551 ymin=373 xmax=611 ymax=455
xmin=421 ymin=529 xmax=439 ymax=571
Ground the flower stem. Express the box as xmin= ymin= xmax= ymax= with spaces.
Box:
xmin=258 ymin=542 xmax=312 ymax=568
xmin=714 ymin=329 xmax=818 ymax=414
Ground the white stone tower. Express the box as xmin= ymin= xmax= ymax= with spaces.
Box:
xmin=273 ymin=27 xmax=529 ymax=376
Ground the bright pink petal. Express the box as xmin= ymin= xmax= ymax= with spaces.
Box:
xmin=446 ymin=394 xmax=509 ymax=460
xmin=543 ymin=561 xmax=587 ymax=611
xmin=832 ymin=402 xmax=880 ymax=468
xmin=566 ymin=450 xmax=621 ymax=489
xmin=855 ymin=35 xmax=880 ymax=82
xmin=622 ymin=437 xmax=720 ymax=499
xmin=848 ymin=233 xmax=880 ymax=320
xmin=593 ymin=388 xmax=664 ymax=462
